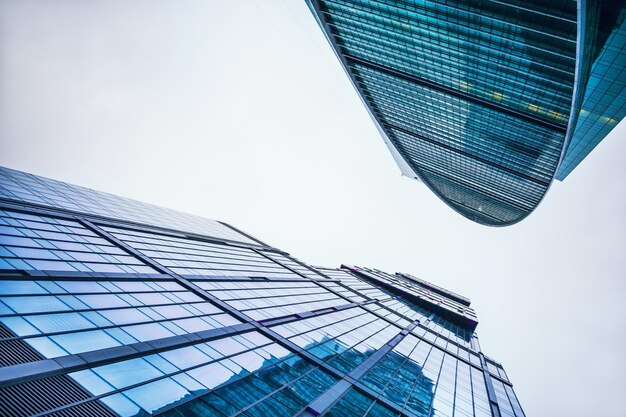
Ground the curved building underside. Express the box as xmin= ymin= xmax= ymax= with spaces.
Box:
xmin=306 ymin=0 xmax=626 ymax=226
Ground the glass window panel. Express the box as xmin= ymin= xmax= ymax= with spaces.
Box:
xmin=0 ymin=280 xmax=46 ymax=295
xmin=70 ymin=369 xmax=115 ymax=396
xmin=174 ymin=317 xmax=214 ymax=333
xmin=100 ymin=393 xmax=141 ymax=417
xmin=123 ymin=323 xmax=175 ymax=342
xmin=58 ymin=295 xmax=88 ymax=310
xmin=57 ymin=281 xmax=108 ymax=293
xmin=151 ymin=304 xmax=190 ymax=319
xmin=26 ymin=312 xmax=96 ymax=333
xmin=94 ymin=358 xmax=163 ymax=389
xmin=124 ymin=378 xmax=190 ymax=414
xmin=187 ymin=362 xmax=234 ymax=390
xmin=7 ymin=247 xmax=58 ymax=259
xmin=25 ymin=259 xmax=77 ymax=271
xmin=100 ymin=308 xmax=150 ymax=325
xmin=160 ymin=346 xmax=211 ymax=370
xmin=81 ymin=311 xmax=113 ymax=327
xmin=172 ymin=373 xmax=207 ymax=393
xmin=78 ymin=294 xmax=129 ymax=309
xmin=38 ymin=281 xmax=65 ymax=293
xmin=210 ymin=337 xmax=248 ymax=355
xmin=2 ymin=295 xmax=69 ymax=314
xmin=26 ymin=336 xmax=68 ymax=358
xmin=0 ymin=316 xmax=40 ymax=336
xmin=106 ymin=327 xmax=138 ymax=345
xmin=52 ymin=329 xmax=121 ymax=354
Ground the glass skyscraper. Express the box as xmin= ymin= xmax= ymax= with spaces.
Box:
xmin=0 ymin=166 xmax=523 ymax=417
xmin=305 ymin=0 xmax=626 ymax=226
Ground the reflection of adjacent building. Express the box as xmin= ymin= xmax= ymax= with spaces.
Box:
xmin=306 ymin=0 xmax=626 ymax=226
xmin=0 ymin=166 xmax=523 ymax=416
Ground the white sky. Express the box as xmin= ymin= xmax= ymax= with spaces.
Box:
xmin=1 ymin=1 xmax=624 ymax=416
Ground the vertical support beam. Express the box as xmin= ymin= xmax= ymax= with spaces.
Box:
xmin=473 ymin=336 xmax=502 ymax=417
xmin=480 ymin=353 xmax=502 ymax=417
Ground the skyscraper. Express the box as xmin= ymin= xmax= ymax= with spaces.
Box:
xmin=305 ymin=0 xmax=626 ymax=226
xmin=0 ymin=166 xmax=523 ymax=417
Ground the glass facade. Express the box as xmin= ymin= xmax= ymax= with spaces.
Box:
xmin=305 ymin=0 xmax=626 ymax=225
xmin=0 ymin=166 xmax=523 ymax=417
xmin=556 ymin=7 xmax=626 ymax=179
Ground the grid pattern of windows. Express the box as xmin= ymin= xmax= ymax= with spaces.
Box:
xmin=492 ymin=378 xmax=525 ymax=417
xmin=158 ymin=346 xmax=337 ymax=417
xmin=0 ymin=167 xmax=524 ymax=417
xmin=0 ymin=167 xmax=259 ymax=244
xmin=0 ymin=209 xmax=156 ymax=274
xmin=272 ymin=308 xmax=402 ymax=375
xmin=322 ymin=281 xmax=369 ymax=303
xmin=363 ymin=302 xmax=412 ymax=328
xmin=263 ymin=251 xmax=324 ymax=279
xmin=70 ymin=331 xmax=336 ymax=417
xmin=0 ymin=279 xmax=239 ymax=360
xmin=365 ymin=298 xmax=430 ymax=328
xmin=308 ymin=0 xmax=625 ymax=225
xmin=196 ymin=280 xmax=347 ymax=321
xmin=425 ymin=316 xmax=473 ymax=349
xmin=484 ymin=357 xmax=510 ymax=383
xmin=399 ymin=272 xmax=470 ymax=306
xmin=412 ymin=324 xmax=480 ymax=369
xmin=352 ymin=267 xmax=478 ymax=325
xmin=103 ymin=226 xmax=302 ymax=279
xmin=358 ymin=333 xmax=493 ymax=417
xmin=320 ymin=267 xmax=391 ymax=300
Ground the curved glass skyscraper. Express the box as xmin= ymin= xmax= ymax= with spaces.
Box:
xmin=306 ymin=0 xmax=626 ymax=226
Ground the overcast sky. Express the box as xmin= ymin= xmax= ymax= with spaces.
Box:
xmin=1 ymin=1 xmax=624 ymax=416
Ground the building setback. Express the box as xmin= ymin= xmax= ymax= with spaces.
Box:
xmin=306 ymin=0 xmax=626 ymax=226
xmin=0 ymin=166 xmax=523 ymax=417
